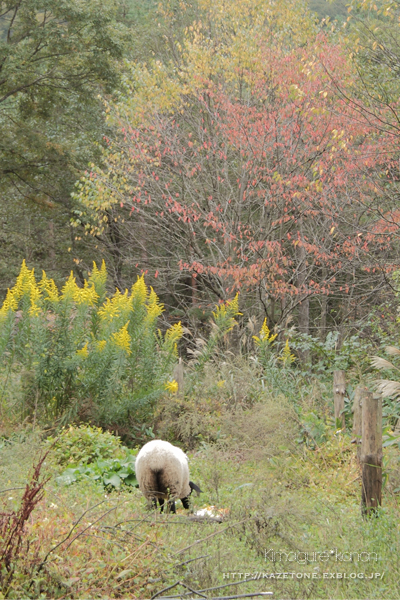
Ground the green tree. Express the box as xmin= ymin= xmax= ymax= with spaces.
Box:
xmin=0 ymin=0 xmax=126 ymax=201
xmin=0 ymin=0 xmax=126 ymax=294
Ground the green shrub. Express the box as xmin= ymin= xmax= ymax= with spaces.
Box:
xmin=56 ymin=455 xmax=138 ymax=490
xmin=289 ymin=330 xmax=371 ymax=373
xmin=46 ymin=424 xmax=125 ymax=466
xmin=0 ymin=261 xmax=183 ymax=430
xmin=47 ymin=425 xmax=138 ymax=491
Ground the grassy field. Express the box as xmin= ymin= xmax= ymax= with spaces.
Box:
xmin=1 ymin=368 xmax=400 ymax=600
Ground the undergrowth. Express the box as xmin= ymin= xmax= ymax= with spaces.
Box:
xmin=1 ymin=386 xmax=400 ymax=599
xmin=1 ymin=301 xmax=399 ymax=598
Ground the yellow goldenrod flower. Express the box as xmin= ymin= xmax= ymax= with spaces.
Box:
xmin=279 ymin=339 xmax=296 ymax=365
xmin=0 ymin=261 xmax=43 ymax=316
xmin=116 ymin=289 xmax=132 ymax=317
xmin=163 ymin=322 xmax=183 ymax=356
xmin=89 ymin=260 xmax=107 ymax=288
xmin=145 ymin=288 xmax=164 ymax=322
xmin=13 ymin=260 xmax=37 ymax=301
xmin=61 ymin=272 xmax=80 ymax=302
xmin=98 ymin=289 xmax=131 ymax=321
xmin=77 ymin=342 xmax=89 ymax=358
xmin=212 ymin=293 xmax=241 ymax=333
xmin=28 ymin=303 xmax=41 ymax=317
xmin=39 ymin=271 xmax=59 ymax=302
xmin=131 ymin=274 xmax=148 ymax=306
xmin=61 ymin=273 xmax=98 ymax=306
xmin=0 ymin=288 xmax=18 ymax=316
xmin=112 ymin=322 xmax=132 ymax=354
xmin=212 ymin=303 xmax=226 ymax=321
xmin=165 ymin=380 xmax=179 ymax=393
xmin=30 ymin=282 xmax=41 ymax=303
xmin=253 ymin=318 xmax=277 ymax=346
xmin=165 ymin=321 xmax=183 ymax=344
xmin=227 ymin=293 xmax=240 ymax=316
xmin=75 ymin=281 xmax=99 ymax=306
xmin=98 ymin=297 xmax=117 ymax=321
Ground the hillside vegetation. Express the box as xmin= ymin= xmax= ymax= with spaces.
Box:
xmin=2 ymin=0 xmax=400 ymax=598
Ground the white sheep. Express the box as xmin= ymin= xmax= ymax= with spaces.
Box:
xmin=135 ymin=439 xmax=202 ymax=513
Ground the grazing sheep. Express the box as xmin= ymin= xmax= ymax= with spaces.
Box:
xmin=135 ymin=439 xmax=202 ymax=513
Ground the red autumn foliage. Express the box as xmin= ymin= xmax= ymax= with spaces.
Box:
xmin=103 ymin=37 xmax=399 ymax=326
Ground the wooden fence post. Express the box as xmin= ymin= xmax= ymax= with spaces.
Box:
xmin=333 ymin=370 xmax=346 ymax=430
xmin=352 ymin=385 xmax=364 ymax=461
xmin=361 ymin=391 xmax=382 ymax=517
xmin=173 ymin=358 xmax=184 ymax=396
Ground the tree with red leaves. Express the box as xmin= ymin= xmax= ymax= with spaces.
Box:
xmin=77 ymin=36 xmax=397 ymax=336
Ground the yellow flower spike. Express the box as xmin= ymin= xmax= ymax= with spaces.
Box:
xmin=90 ymin=260 xmax=107 ymax=287
xmin=98 ymin=297 xmax=117 ymax=321
xmin=0 ymin=288 xmax=18 ymax=316
xmin=212 ymin=293 xmax=241 ymax=333
xmin=131 ymin=274 xmax=148 ymax=305
xmin=165 ymin=322 xmax=184 ymax=345
xmin=279 ymin=339 xmax=296 ymax=365
xmin=116 ymin=289 xmax=132 ymax=316
xmin=253 ymin=318 xmax=277 ymax=345
xmin=39 ymin=271 xmax=59 ymax=302
xmin=0 ymin=261 xmax=42 ymax=316
xmin=165 ymin=380 xmax=179 ymax=393
xmin=96 ymin=340 xmax=107 ymax=352
xmin=212 ymin=303 xmax=226 ymax=320
xmin=6 ymin=261 xmax=39 ymax=310
xmin=75 ymin=282 xmax=99 ymax=307
xmin=77 ymin=342 xmax=89 ymax=358
xmin=112 ymin=322 xmax=132 ymax=354
xmin=61 ymin=272 xmax=80 ymax=302
xmin=146 ymin=287 xmax=164 ymax=321
xmin=30 ymin=284 xmax=41 ymax=304
xmin=29 ymin=284 xmax=42 ymax=317
xmin=13 ymin=260 xmax=36 ymax=300
xmin=227 ymin=293 xmax=241 ymax=316
xmin=98 ymin=289 xmax=131 ymax=321
xmin=163 ymin=322 xmax=183 ymax=356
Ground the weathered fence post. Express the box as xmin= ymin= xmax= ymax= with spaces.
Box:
xmin=173 ymin=357 xmax=184 ymax=396
xmin=361 ymin=391 xmax=382 ymax=517
xmin=333 ymin=370 xmax=346 ymax=430
xmin=352 ymin=385 xmax=364 ymax=461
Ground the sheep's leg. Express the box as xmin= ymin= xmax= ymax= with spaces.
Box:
xmin=166 ymin=499 xmax=176 ymax=514
xmin=158 ymin=498 xmax=165 ymax=512
xmin=181 ymin=495 xmax=190 ymax=510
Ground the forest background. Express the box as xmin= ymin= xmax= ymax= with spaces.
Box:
xmin=2 ymin=0 xmax=400 ymax=433
xmin=2 ymin=0 xmax=399 ymax=341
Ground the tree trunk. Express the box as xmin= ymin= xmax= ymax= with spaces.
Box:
xmin=319 ymin=268 xmax=328 ymax=339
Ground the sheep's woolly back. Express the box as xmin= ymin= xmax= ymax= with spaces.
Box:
xmin=135 ymin=440 xmax=191 ymax=501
